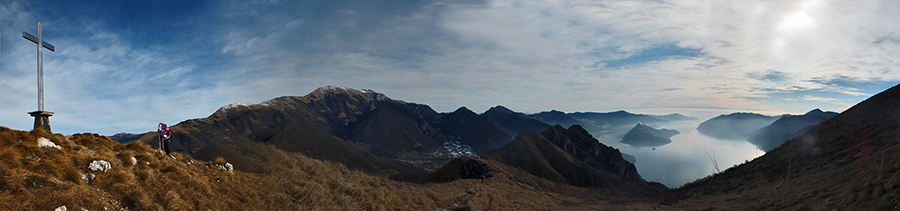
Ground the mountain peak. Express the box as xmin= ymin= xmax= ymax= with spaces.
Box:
xmin=485 ymin=105 xmax=515 ymax=114
xmin=314 ymin=85 xmax=357 ymax=95
xmin=452 ymin=106 xmax=476 ymax=115
xmin=804 ymin=108 xmax=824 ymax=115
xmin=305 ymin=85 xmax=395 ymax=102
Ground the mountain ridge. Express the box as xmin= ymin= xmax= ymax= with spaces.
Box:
xmin=746 ymin=109 xmax=839 ymax=152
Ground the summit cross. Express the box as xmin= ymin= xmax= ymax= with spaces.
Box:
xmin=23 ymin=22 xmax=56 ymax=132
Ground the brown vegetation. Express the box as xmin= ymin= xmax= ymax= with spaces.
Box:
xmin=0 ymin=126 xmax=669 ymax=210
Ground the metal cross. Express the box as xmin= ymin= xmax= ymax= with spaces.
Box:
xmin=23 ymin=22 xmax=55 ymax=111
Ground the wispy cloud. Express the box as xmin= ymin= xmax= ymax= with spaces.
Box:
xmin=0 ymin=0 xmax=898 ymax=134
xmin=801 ymin=95 xmax=852 ymax=107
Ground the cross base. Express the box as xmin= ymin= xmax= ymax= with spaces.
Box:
xmin=28 ymin=110 xmax=53 ymax=133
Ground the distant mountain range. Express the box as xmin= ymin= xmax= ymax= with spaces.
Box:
xmin=530 ymin=110 xmax=696 ymax=143
xmin=109 ymin=132 xmax=143 ymax=143
xmin=696 ymin=113 xmax=783 ymax=140
xmin=696 ymin=109 xmax=838 ymax=152
xmin=118 ymin=85 xmax=690 ymax=185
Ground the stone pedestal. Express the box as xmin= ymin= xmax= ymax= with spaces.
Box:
xmin=28 ymin=110 xmax=53 ymax=133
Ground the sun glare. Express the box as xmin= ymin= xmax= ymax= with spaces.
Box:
xmin=777 ymin=12 xmax=816 ymax=33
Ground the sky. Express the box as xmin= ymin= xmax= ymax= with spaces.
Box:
xmin=1 ymin=0 xmax=899 ymax=135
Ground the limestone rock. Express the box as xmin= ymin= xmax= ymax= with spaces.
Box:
xmin=215 ymin=162 xmax=235 ymax=174
xmin=81 ymin=173 xmax=95 ymax=184
xmin=38 ymin=137 xmax=62 ymax=149
xmin=89 ymin=160 xmax=111 ymax=172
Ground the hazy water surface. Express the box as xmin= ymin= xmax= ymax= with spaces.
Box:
xmin=594 ymin=121 xmax=765 ymax=188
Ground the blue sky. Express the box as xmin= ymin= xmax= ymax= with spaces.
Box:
xmin=1 ymin=0 xmax=899 ymax=135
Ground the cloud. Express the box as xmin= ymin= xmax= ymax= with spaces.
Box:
xmin=1 ymin=1 xmax=233 ymax=134
xmin=801 ymin=95 xmax=852 ymax=107
xmin=1 ymin=0 xmax=899 ymax=134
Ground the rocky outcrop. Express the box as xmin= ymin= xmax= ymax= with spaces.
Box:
xmin=37 ymin=137 xmax=62 ymax=149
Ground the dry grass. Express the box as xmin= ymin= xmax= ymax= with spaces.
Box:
xmin=0 ymin=127 xmax=271 ymax=210
xmin=0 ymin=126 xmax=670 ymax=210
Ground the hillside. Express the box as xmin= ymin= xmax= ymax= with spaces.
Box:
xmin=0 ymin=127 xmax=671 ymax=210
xmin=0 ymin=127 xmax=271 ymax=210
xmin=746 ymin=109 xmax=839 ymax=152
xmin=349 ymin=106 xmax=444 ymax=157
xmin=481 ymin=125 xmax=664 ymax=194
xmin=696 ymin=112 xmax=782 ymax=140
xmin=675 ymin=84 xmax=900 ymax=209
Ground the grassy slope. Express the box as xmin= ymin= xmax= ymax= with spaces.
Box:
xmin=0 ymin=127 xmax=668 ymax=210
xmin=0 ymin=127 xmax=271 ymax=210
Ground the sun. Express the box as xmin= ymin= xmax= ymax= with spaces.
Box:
xmin=777 ymin=12 xmax=816 ymax=34
xmin=776 ymin=0 xmax=822 ymax=34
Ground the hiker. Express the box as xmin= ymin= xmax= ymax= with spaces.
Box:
xmin=158 ymin=123 xmax=172 ymax=155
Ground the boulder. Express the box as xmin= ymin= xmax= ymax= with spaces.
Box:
xmin=89 ymin=160 xmax=111 ymax=172
xmin=81 ymin=173 xmax=95 ymax=184
xmin=37 ymin=137 xmax=62 ymax=149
